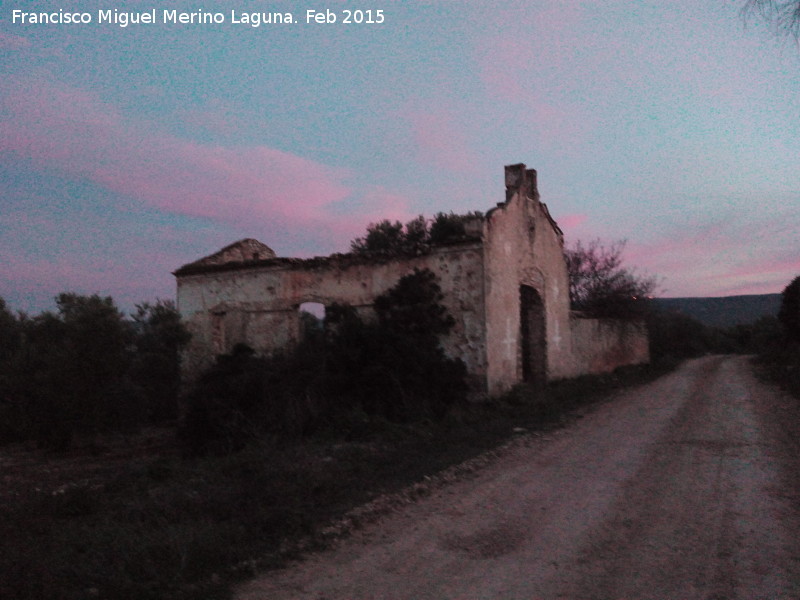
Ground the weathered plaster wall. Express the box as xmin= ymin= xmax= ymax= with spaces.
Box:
xmin=175 ymin=162 xmax=650 ymax=399
xmin=177 ymin=243 xmax=486 ymax=386
xmin=482 ymin=164 xmax=573 ymax=395
xmin=567 ymin=315 xmax=650 ymax=376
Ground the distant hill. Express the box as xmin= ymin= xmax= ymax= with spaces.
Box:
xmin=652 ymin=294 xmax=781 ymax=328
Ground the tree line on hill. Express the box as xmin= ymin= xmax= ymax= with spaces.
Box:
xmin=0 ymin=295 xmax=190 ymax=449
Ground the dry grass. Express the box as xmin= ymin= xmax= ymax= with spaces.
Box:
xmin=0 ymin=364 xmax=666 ymax=600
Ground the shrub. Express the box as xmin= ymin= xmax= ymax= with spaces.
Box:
xmin=429 ymin=211 xmax=483 ymax=245
xmin=0 ymin=294 xmax=191 ymax=448
xmin=130 ymin=300 xmax=192 ymax=423
xmin=26 ymin=294 xmax=138 ymax=448
xmin=374 ymin=267 xmax=455 ymax=337
xmin=350 ymin=212 xmax=483 ymax=257
xmin=779 ymin=275 xmax=800 ymax=342
xmin=181 ymin=344 xmax=271 ymax=455
xmin=647 ymin=309 xmax=712 ymax=363
xmin=181 ymin=269 xmax=468 ymax=454
xmin=755 ymin=276 xmax=800 ymax=399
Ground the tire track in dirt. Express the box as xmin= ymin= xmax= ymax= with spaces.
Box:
xmin=236 ymin=356 xmax=800 ymax=600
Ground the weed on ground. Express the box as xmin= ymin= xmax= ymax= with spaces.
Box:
xmin=0 ymin=363 xmax=669 ymax=600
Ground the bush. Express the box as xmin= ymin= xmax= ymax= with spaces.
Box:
xmin=181 ymin=269 xmax=468 ymax=454
xmin=647 ymin=309 xmax=704 ymax=363
xmin=350 ymin=212 xmax=483 ymax=257
xmin=778 ymin=275 xmax=800 ymax=342
xmin=181 ymin=344 xmax=271 ymax=455
xmin=131 ymin=300 xmax=192 ymax=423
xmin=25 ymin=294 xmax=138 ymax=448
xmin=0 ymin=294 xmax=190 ymax=448
xmin=755 ymin=275 xmax=800 ymax=399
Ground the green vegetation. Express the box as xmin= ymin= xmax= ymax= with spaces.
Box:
xmin=350 ymin=211 xmax=483 ymax=257
xmin=0 ymin=359 xmax=663 ymax=600
xmin=181 ymin=268 xmax=467 ymax=455
xmin=0 ymin=295 xmax=190 ymax=449
xmin=8 ymin=261 xmax=797 ymax=600
xmin=647 ymin=304 xmax=782 ymax=365
xmin=778 ymin=276 xmax=800 ymax=343
xmin=0 ymin=268 xmax=671 ymax=600
xmin=647 ymin=274 xmax=800 ymax=401
xmin=754 ymin=275 xmax=800 ymax=398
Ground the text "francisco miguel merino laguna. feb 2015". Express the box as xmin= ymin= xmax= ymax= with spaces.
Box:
xmin=11 ymin=8 xmax=386 ymax=27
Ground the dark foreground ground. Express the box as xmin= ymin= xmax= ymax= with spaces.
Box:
xmin=237 ymin=356 xmax=800 ymax=599
xmin=0 ymin=362 xmax=660 ymax=600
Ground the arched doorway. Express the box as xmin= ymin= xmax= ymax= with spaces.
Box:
xmin=520 ymin=285 xmax=546 ymax=386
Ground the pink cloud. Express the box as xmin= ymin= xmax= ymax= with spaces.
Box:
xmin=0 ymin=75 xmax=423 ymax=311
xmin=0 ymin=75 xmax=411 ymax=253
xmin=625 ymin=211 xmax=800 ymax=297
xmin=0 ymin=252 xmax=156 ymax=311
xmin=0 ymin=214 xmax=227 ymax=313
xmin=554 ymin=213 xmax=588 ymax=232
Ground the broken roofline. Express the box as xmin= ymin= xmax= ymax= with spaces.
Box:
xmin=493 ymin=163 xmax=564 ymax=238
xmin=174 ymin=164 xmax=566 ymax=278
xmin=172 ymin=236 xmax=484 ymax=278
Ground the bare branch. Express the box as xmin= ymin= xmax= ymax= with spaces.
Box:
xmin=742 ymin=0 xmax=800 ymax=39
xmin=565 ymin=239 xmax=659 ymax=319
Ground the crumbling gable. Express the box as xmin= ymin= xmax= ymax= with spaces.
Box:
xmin=174 ymin=164 xmax=649 ymax=396
xmin=183 ymin=239 xmax=277 ymax=269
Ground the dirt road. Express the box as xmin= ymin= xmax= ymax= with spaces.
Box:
xmin=236 ymin=356 xmax=800 ymax=599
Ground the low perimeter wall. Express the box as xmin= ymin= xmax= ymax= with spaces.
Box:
xmin=567 ymin=315 xmax=649 ymax=377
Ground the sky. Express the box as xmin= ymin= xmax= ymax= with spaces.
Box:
xmin=1 ymin=0 xmax=798 ymax=314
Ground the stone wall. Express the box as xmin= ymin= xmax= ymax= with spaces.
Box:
xmin=567 ymin=315 xmax=650 ymax=377
xmin=175 ymin=162 xmax=650 ymax=398
xmin=177 ymin=243 xmax=486 ymax=386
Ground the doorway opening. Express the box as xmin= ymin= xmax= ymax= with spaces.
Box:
xmin=298 ymin=302 xmax=326 ymax=340
xmin=520 ymin=285 xmax=546 ymax=386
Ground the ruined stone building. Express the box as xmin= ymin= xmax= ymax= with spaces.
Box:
xmin=174 ymin=164 xmax=649 ymax=396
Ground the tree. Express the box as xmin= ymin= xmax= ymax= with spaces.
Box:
xmin=0 ymin=299 xmax=25 ymax=443
xmin=0 ymin=299 xmax=21 ymax=395
xmin=6 ymin=294 xmax=138 ymax=448
xmin=374 ymin=267 xmax=455 ymax=338
xmin=565 ymin=239 xmax=658 ymax=319
xmin=743 ymin=0 xmax=800 ymax=39
xmin=428 ymin=211 xmax=483 ymax=245
xmin=778 ymin=275 xmax=800 ymax=342
xmin=350 ymin=219 xmax=417 ymax=256
xmin=350 ymin=212 xmax=483 ymax=257
xmin=130 ymin=300 xmax=192 ymax=422
xmin=0 ymin=294 xmax=194 ymax=447
xmin=181 ymin=268 xmax=467 ymax=453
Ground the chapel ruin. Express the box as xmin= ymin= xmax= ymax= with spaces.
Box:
xmin=174 ymin=163 xmax=649 ymax=396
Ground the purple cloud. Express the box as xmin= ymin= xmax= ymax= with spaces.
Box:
xmin=0 ymin=74 xmax=412 ymax=253
xmin=625 ymin=210 xmax=800 ymax=296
